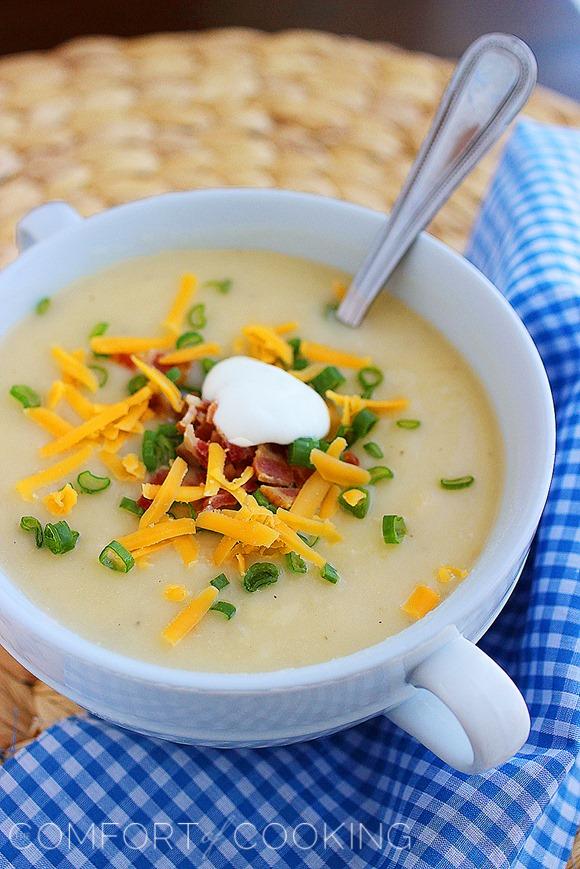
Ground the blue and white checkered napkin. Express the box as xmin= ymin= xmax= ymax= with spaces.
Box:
xmin=0 ymin=119 xmax=579 ymax=869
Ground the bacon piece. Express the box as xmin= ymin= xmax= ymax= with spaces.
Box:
xmin=292 ymin=465 xmax=313 ymax=487
xmin=198 ymin=491 xmax=238 ymax=512
xmin=260 ymin=485 xmax=298 ymax=509
xmin=253 ymin=444 xmax=294 ymax=487
xmin=137 ymin=495 xmax=152 ymax=511
xmin=111 ymin=353 xmax=136 ymax=370
xmin=342 ymin=450 xmax=360 ymax=466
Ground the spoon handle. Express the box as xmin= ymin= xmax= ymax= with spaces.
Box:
xmin=337 ymin=33 xmax=537 ymax=327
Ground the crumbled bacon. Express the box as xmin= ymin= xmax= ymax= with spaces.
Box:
xmin=342 ymin=450 xmax=360 ymax=466
xmin=291 ymin=465 xmax=313 ymax=487
xmin=253 ymin=444 xmax=294 ymax=487
xmin=111 ymin=353 xmax=136 ymax=369
xmin=260 ymin=485 xmax=299 ymax=509
xmin=137 ymin=495 xmax=152 ymax=511
xmin=198 ymin=491 xmax=238 ymax=511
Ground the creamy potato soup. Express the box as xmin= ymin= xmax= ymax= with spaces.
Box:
xmin=0 ymin=250 xmax=502 ymax=672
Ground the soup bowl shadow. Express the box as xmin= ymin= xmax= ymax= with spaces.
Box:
xmin=0 ymin=190 xmax=555 ymax=774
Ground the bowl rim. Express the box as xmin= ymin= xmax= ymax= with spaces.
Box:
xmin=0 ymin=188 xmax=556 ymax=692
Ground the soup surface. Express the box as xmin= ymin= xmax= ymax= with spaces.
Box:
xmin=0 ymin=250 xmax=502 ymax=671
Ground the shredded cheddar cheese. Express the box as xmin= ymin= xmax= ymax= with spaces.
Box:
xmin=196 ymin=512 xmax=278 ymax=547
xmin=172 ymin=535 xmax=199 ymax=566
xmin=164 ymin=584 xmax=189 ymax=602
xmin=401 ymin=585 xmax=441 ymax=619
xmin=24 ymin=407 xmax=73 ymax=438
xmin=273 ymin=321 xmax=299 ymax=335
xmin=51 ymin=345 xmax=98 ymax=393
xmin=90 ymin=335 xmax=174 ymax=355
xmin=140 ymin=456 xmax=188 ymax=527
xmin=130 ymin=355 xmax=184 ymax=413
xmin=290 ymin=436 xmax=347 ymax=517
xmin=16 ymin=444 xmax=94 ymax=501
xmin=341 ymin=488 xmax=365 ymax=507
xmin=319 ymin=484 xmax=340 ymax=520
xmin=275 ymin=509 xmax=341 ymax=542
xmin=204 ymin=443 xmax=226 ymax=497
xmin=162 ymin=585 xmax=219 ymax=646
xmin=99 ymin=451 xmax=146 ymax=481
xmin=300 ymin=340 xmax=371 ymax=369
xmin=163 ymin=273 xmax=197 ymax=334
xmin=213 ymin=535 xmax=237 ymax=566
xmin=46 ymin=380 xmax=66 ymax=409
xmin=241 ymin=324 xmax=293 ymax=366
xmin=158 ymin=342 xmax=222 ymax=366
xmin=310 ymin=449 xmax=370 ymax=487
xmin=62 ymin=384 xmax=101 ymax=420
xmin=142 ymin=483 xmax=205 ymax=502
xmin=326 ymin=390 xmax=408 ymax=427
xmin=42 ymin=483 xmax=78 ymax=516
xmin=437 ymin=565 xmax=468 ymax=584
xmin=289 ymin=363 xmax=326 ymax=383
xmin=118 ymin=517 xmax=197 ymax=552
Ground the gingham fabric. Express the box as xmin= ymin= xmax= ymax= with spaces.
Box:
xmin=0 ymin=119 xmax=578 ymax=869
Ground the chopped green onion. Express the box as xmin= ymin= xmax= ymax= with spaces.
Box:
xmin=187 ymin=303 xmax=207 ymax=329
xmin=382 ymin=515 xmax=407 ymax=544
xmin=285 ymin=552 xmax=308 ymax=574
xmin=44 ymin=521 xmax=80 ymax=555
xmin=77 ymin=470 xmax=111 ymax=494
xmin=165 ymin=366 xmax=181 ymax=383
xmin=324 ymin=301 xmax=339 ymax=318
xmin=252 ymin=489 xmax=277 ymax=513
xmin=363 ymin=441 xmax=383 ymax=459
xmin=357 ymin=366 xmax=383 ymax=398
xmin=396 ymin=419 xmax=421 ymax=429
xmin=204 ymin=278 xmax=232 ymax=294
xmin=320 ymin=563 xmax=339 ymax=583
xmin=440 ymin=475 xmax=475 ymax=490
xmin=10 ymin=385 xmax=41 ymax=409
xmin=142 ymin=430 xmax=158 ymax=472
xmin=141 ymin=424 xmax=182 ymax=472
xmin=287 ymin=437 xmax=329 ymax=468
xmin=88 ymin=365 xmax=108 ymax=388
xmin=89 ymin=322 xmax=109 ymax=339
xmin=338 ymin=487 xmax=370 ymax=519
xmin=99 ymin=540 xmax=134 ymax=572
xmin=368 ymin=465 xmax=394 ymax=485
xmin=243 ymin=562 xmax=279 ymax=592
xmin=297 ymin=532 xmax=319 ymax=548
xmin=128 ymin=373 xmax=148 ymax=395
xmin=176 ymin=331 xmax=203 ymax=349
xmin=20 ymin=516 xmax=43 ymax=548
xmin=308 ymin=365 xmax=346 ymax=396
xmin=201 ymin=358 xmax=216 ymax=375
xmin=35 ymin=297 xmax=50 ymax=315
xmin=349 ymin=409 xmax=378 ymax=444
xmin=210 ymin=573 xmax=230 ymax=591
xmin=119 ymin=497 xmax=144 ymax=517
xmin=209 ymin=600 xmax=237 ymax=619
xmin=288 ymin=337 xmax=308 ymax=371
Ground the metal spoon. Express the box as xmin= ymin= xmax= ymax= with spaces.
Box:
xmin=337 ymin=33 xmax=537 ymax=327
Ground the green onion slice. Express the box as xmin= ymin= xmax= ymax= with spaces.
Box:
xmin=368 ymin=465 xmax=394 ymax=485
xmin=210 ymin=573 xmax=230 ymax=591
xmin=35 ymin=297 xmax=50 ymax=315
xmin=10 ymin=385 xmax=41 ymax=409
xmin=99 ymin=540 xmax=134 ymax=572
xmin=44 ymin=521 xmax=80 ymax=555
xmin=440 ymin=475 xmax=475 ymax=490
xmin=285 ymin=552 xmax=308 ymax=574
xmin=363 ymin=441 xmax=383 ymax=459
xmin=204 ymin=278 xmax=232 ymax=294
xmin=357 ymin=366 xmax=383 ymax=398
xmin=127 ymin=373 xmax=148 ymax=395
xmin=89 ymin=322 xmax=109 ymax=339
xmin=287 ymin=437 xmax=329 ymax=468
xmin=288 ymin=337 xmax=308 ymax=371
xmin=252 ymin=489 xmax=277 ymax=513
xmin=338 ymin=487 xmax=370 ymax=519
xmin=200 ymin=358 xmax=216 ymax=375
xmin=77 ymin=470 xmax=111 ymax=494
xmin=320 ymin=563 xmax=339 ymax=583
xmin=396 ymin=419 xmax=421 ymax=429
xmin=209 ymin=600 xmax=236 ymax=619
xmin=349 ymin=408 xmax=378 ymax=444
xmin=382 ymin=514 xmax=407 ymax=544
xmin=176 ymin=331 xmax=203 ymax=349
xmin=119 ymin=497 xmax=144 ymax=517
xmin=88 ymin=364 xmax=108 ymax=388
xmin=308 ymin=366 xmax=346 ymax=396
xmin=187 ymin=303 xmax=207 ymax=329
xmin=165 ymin=366 xmax=181 ymax=383
xmin=324 ymin=302 xmax=339 ymax=318
xmin=142 ymin=430 xmax=158 ymax=472
xmin=242 ymin=562 xmax=279 ymax=592
xmin=20 ymin=516 xmax=43 ymax=548
xmin=297 ymin=531 xmax=320 ymax=548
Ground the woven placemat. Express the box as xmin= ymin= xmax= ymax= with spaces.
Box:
xmin=0 ymin=27 xmax=578 ymax=759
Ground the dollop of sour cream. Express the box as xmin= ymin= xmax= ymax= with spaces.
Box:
xmin=202 ymin=356 xmax=330 ymax=447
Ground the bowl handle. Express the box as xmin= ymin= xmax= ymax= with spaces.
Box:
xmin=385 ymin=632 xmax=530 ymax=774
xmin=16 ymin=202 xmax=82 ymax=252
